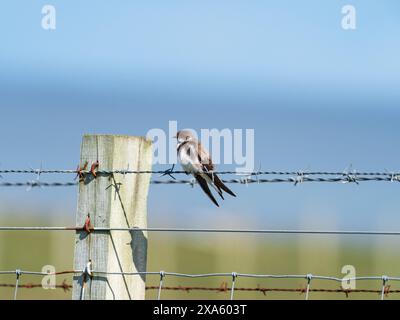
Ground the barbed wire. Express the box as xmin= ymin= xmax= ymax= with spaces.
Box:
xmin=1 ymin=165 xmax=399 ymax=187
xmin=150 ymin=176 xmax=397 ymax=185
xmin=146 ymin=284 xmax=397 ymax=298
xmin=0 ymin=168 xmax=399 ymax=177
xmin=0 ymin=176 xmax=399 ymax=188
xmin=0 ymin=269 xmax=396 ymax=300
xmin=0 ymin=281 xmax=72 ymax=292
xmin=0 ymin=181 xmax=78 ymax=188
xmin=1 ymin=281 xmax=398 ymax=299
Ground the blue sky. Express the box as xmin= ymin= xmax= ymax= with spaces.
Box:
xmin=0 ymin=1 xmax=399 ymax=230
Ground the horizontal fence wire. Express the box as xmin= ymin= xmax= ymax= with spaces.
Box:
xmin=0 ymin=270 xmax=397 ymax=300
xmin=1 ymin=282 xmax=398 ymax=298
xmin=0 ymin=168 xmax=399 ymax=176
xmin=0 ymin=177 xmax=399 ymax=188
xmin=2 ymin=270 xmax=397 ymax=281
xmin=2 ymin=226 xmax=400 ymax=236
xmin=0 ymin=167 xmax=399 ymax=187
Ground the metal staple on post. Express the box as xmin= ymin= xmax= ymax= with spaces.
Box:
xmin=158 ymin=271 xmax=165 ymax=301
xmin=381 ymin=275 xmax=389 ymax=301
xmin=230 ymin=272 xmax=238 ymax=300
xmin=305 ymin=274 xmax=313 ymax=300
xmin=80 ymin=260 xmax=92 ymax=300
xmin=13 ymin=269 xmax=21 ymax=300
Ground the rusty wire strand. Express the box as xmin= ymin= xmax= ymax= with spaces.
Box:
xmin=1 ymin=282 xmax=397 ymax=298
xmin=0 ymin=280 xmax=72 ymax=292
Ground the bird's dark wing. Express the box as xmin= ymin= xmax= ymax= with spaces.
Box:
xmin=196 ymin=143 xmax=236 ymax=198
xmin=195 ymin=174 xmax=219 ymax=207
xmin=212 ymin=174 xmax=236 ymax=197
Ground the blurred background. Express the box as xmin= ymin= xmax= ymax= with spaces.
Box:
xmin=0 ymin=0 xmax=399 ymax=299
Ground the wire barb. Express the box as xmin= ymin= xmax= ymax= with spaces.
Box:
xmin=293 ymin=171 xmax=308 ymax=186
xmin=341 ymin=165 xmax=359 ymax=185
xmin=160 ymin=164 xmax=177 ymax=180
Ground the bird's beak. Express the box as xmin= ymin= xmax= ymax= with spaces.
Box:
xmin=173 ymin=135 xmax=177 ymax=139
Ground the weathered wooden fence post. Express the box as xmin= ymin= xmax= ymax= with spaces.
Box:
xmin=72 ymin=134 xmax=152 ymax=300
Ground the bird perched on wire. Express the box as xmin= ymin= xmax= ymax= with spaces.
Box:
xmin=175 ymin=130 xmax=236 ymax=207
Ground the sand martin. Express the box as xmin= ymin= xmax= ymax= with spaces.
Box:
xmin=176 ymin=130 xmax=236 ymax=207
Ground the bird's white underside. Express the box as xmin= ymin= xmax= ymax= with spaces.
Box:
xmin=177 ymin=142 xmax=221 ymax=194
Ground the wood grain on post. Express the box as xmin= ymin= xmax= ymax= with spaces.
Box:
xmin=72 ymin=135 xmax=152 ymax=300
